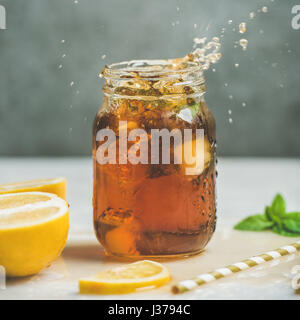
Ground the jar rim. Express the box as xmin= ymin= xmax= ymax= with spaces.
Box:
xmin=101 ymin=59 xmax=204 ymax=80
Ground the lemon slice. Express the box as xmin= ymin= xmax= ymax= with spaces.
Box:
xmin=0 ymin=192 xmax=69 ymax=277
xmin=79 ymin=260 xmax=171 ymax=294
xmin=0 ymin=177 xmax=67 ymax=200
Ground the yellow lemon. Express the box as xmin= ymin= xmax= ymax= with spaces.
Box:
xmin=0 ymin=192 xmax=69 ymax=277
xmin=79 ymin=260 xmax=170 ymax=294
xmin=0 ymin=177 xmax=67 ymax=200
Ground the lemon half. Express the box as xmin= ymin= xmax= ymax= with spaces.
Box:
xmin=79 ymin=260 xmax=171 ymax=294
xmin=0 ymin=192 xmax=69 ymax=277
xmin=0 ymin=177 xmax=67 ymax=200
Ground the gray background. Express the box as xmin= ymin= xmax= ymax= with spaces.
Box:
xmin=0 ymin=0 xmax=299 ymax=157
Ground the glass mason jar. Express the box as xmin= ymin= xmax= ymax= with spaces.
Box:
xmin=93 ymin=59 xmax=216 ymax=258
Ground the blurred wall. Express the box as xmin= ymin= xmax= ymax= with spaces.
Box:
xmin=0 ymin=0 xmax=299 ymax=157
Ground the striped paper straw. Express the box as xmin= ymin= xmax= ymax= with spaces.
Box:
xmin=172 ymin=240 xmax=300 ymax=294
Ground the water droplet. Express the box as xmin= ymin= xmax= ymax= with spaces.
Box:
xmin=58 ymin=64 xmax=63 ymax=69
xmin=259 ymin=29 xmax=264 ymax=34
xmin=171 ymin=22 xmax=176 ymax=27
xmin=193 ymin=23 xmax=198 ymax=29
xmin=76 ymin=90 xmax=80 ymax=95
xmin=229 ymin=118 xmax=233 ymax=124
xmin=279 ymin=84 xmax=284 ymax=88
xmin=234 ymin=63 xmax=239 ymax=68
xmin=239 ymin=38 xmax=248 ymax=51
xmin=242 ymin=102 xmax=246 ymax=107
xmin=228 ymin=20 xmax=233 ymax=25
xmin=74 ymin=0 xmax=78 ymax=4
xmin=69 ymin=105 xmax=73 ymax=109
xmin=69 ymin=128 xmax=73 ymax=133
xmin=239 ymin=22 xmax=246 ymax=34
xmin=229 ymin=95 xmax=233 ymax=99
xmin=262 ymin=6 xmax=268 ymax=13
xmin=224 ymin=83 xmax=228 ymax=87
xmin=228 ymin=109 xmax=232 ymax=115
xmin=176 ymin=6 xmax=180 ymax=11
xmin=212 ymin=68 xmax=216 ymax=72
xmin=101 ymin=54 xmax=106 ymax=60
xmin=288 ymin=49 xmax=292 ymax=53
xmin=176 ymin=20 xmax=180 ymax=25
xmin=62 ymin=54 xmax=66 ymax=58
xmin=193 ymin=37 xmax=207 ymax=45
xmin=249 ymin=12 xmax=255 ymax=20
xmin=61 ymin=39 xmax=65 ymax=43
xmin=70 ymin=81 xmax=74 ymax=87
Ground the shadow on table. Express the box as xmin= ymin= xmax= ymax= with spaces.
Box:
xmin=62 ymin=244 xmax=106 ymax=261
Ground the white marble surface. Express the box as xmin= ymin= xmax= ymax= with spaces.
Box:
xmin=0 ymin=157 xmax=300 ymax=300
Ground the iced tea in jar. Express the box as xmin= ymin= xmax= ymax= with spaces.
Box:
xmin=93 ymin=59 xmax=216 ymax=258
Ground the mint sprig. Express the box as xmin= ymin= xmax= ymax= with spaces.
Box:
xmin=234 ymin=194 xmax=300 ymax=237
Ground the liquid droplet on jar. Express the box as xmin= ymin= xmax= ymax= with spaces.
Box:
xmin=58 ymin=64 xmax=63 ymax=69
xmin=262 ymin=6 xmax=268 ymax=13
xmin=234 ymin=63 xmax=239 ymax=68
xmin=194 ymin=23 xmax=198 ymax=29
xmin=229 ymin=94 xmax=233 ymax=99
xmin=70 ymin=81 xmax=74 ymax=86
xmin=228 ymin=109 xmax=232 ymax=115
xmin=239 ymin=39 xmax=248 ymax=51
xmin=101 ymin=54 xmax=106 ymax=60
xmin=249 ymin=12 xmax=255 ymax=20
xmin=239 ymin=22 xmax=246 ymax=34
xmin=228 ymin=20 xmax=233 ymax=25
xmin=229 ymin=118 xmax=233 ymax=124
xmin=242 ymin=102 xmax=246 ymax=107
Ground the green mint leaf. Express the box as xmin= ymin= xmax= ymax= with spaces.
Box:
xmin=189 ymin=103 xmax=200 ymax=118
xmin=282 ymin=219 xmax=300 ymax=233
xmin=284 ymin=212 xmax=300 ymax=220
xmin=272 ymin=224 xmax=300 ymax=237
xmin=265 ymin=205 xmax=282 ymax=227
xmin=264 ymin=206 xmax=272 ymax=221
xmin=271 ymin=193 xmax=286 ymax=217
xmin=234 ymin=214 xmax=274 ymax=231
